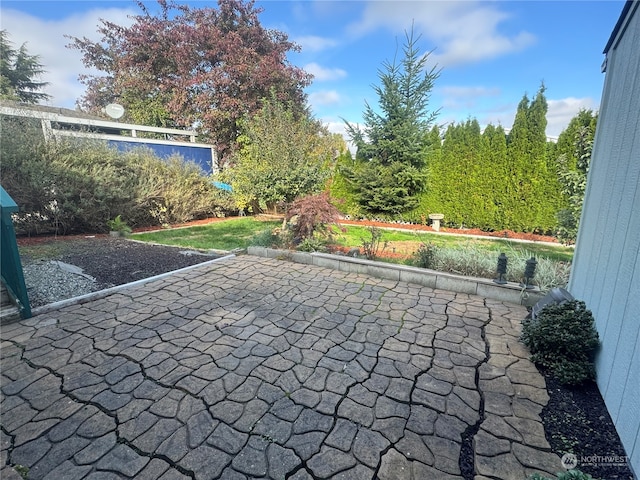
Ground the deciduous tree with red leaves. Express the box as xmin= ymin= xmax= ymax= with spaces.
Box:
xmin=67 ymin=0 xmax=311 ymax=166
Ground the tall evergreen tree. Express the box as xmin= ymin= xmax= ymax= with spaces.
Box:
xmin=505 ymin=84 xmax=560 ymax=232
xmin=411 ymin=124 xmax=442 ymax=221
xmin=0 ymin=30 xmax=50 ymax=103
xmin=343 ymin=27 xmax=440 ymax=215
xmin=436 ymin=123 xmax=462 ymax=221
xmin=527 ymin=84 xmax=548 ymax=165
xmin=478 ymin=123 xmax=507 ymax=229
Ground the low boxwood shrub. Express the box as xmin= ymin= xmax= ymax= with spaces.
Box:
xmin=521 ymin=300 xmax=600 ymax=385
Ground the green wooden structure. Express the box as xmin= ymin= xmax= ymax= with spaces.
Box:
xmin=1 ymin=186 xmax=31 ymax=319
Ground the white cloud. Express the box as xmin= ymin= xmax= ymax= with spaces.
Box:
xmin=309 ymin=90 xmax=342 ymax=107
xmin=295 ymin=35 xmax=338 ymax=52
xmin=442 ymin=96 xmax=597 ymax=140
xmin=547 ymin=97 xmax=598 ymax=138
xmin=322 ymin=120 xmax=358 ymax=155
xmin=440 ymin=85 xmax=501 ymax=109
xmin=1 ymin=7 xmax=136 ymax=108
xmin=349 ymin=1 xmax=535 ymax=67
xmin=304 ymin=62 xmax=347 ymax=82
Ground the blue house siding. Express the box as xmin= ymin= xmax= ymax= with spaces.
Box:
xmin=569 ymin=1 xmax=640 ymax=475
xmin=108 ymin=140 xmax=215 ymax=174
xmin=0 ymin=100 xmax=217 ymax=175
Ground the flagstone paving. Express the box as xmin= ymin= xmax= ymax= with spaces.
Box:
xmin=1 ymin=255 xmax=563 ymax=479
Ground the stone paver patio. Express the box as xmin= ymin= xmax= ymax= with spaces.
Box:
xmin=1 ymin=255 xmax=563 ymax=479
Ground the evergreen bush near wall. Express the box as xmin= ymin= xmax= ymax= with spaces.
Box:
xmin=521 ymin=300 xmax=600 ymax=385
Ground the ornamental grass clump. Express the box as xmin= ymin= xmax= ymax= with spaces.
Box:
xmin=410 ymin=242 xmax=570 ymax=292
xmin=521 ymin=300 xmax=600 ymax=385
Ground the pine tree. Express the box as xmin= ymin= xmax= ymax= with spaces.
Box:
xmin=343 ymin=27 xmax=440 ymax=215
xmin=0 ymin=30 xmax=50 ymax=103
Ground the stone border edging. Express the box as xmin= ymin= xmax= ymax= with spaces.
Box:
xmin=21 ymin=254 xmax=237 ymax=322
xmin=247 ymin=247 xmax=544 ymax=307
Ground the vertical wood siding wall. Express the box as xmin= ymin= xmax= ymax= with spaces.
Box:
xmin=569 ymin=2 xmax=640 ymax=475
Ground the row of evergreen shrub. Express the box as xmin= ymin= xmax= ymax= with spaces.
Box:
xmin=330 ymin=121 xmax=565 ymax=234
xmin=0 ymin=116 xmax=235 ymax=235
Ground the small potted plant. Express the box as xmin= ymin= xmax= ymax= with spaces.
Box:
xmin=107 ymin=215 xmax=132 ymax=237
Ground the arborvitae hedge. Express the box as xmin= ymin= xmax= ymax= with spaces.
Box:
xmin=332 ymin=86 xmax=573 ymax=234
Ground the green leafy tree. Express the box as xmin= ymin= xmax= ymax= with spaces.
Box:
xmin=343 ymin=27 xmax=440 ymax=215
xmin=556 ymin=125 xmax=593 ymax=244
xmin=67 ymin=0 xmax=311 ymax=166
xmin=224 ymin=97 xmax=343 ymax=213
xmin=0 ymin=30 xmax=50 ymax=103
xmin=554 ymin=109 xmax=597 ymax=170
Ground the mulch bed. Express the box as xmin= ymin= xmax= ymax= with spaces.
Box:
xmin=541 ymin=373 xmax=634 ymax=479
xmin=19 ymin=236 xmax=220 ymax=287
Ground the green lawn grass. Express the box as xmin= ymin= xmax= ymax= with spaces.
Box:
xmin=132 ymin=217 xmax=573 ymax=262
xmin=330 ymin=225 xmax=573 ymax=262
xmin=132 ymin=217 xmax=280 ymax=251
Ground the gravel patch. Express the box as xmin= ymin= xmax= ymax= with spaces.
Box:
xmin=19 ymin=237 xmax=222 ymax=308
xmin=23 ymin=261 xmax=101 ymax=307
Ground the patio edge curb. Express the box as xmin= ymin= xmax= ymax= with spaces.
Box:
xmin=21 ymin=254 xmax=237 ymax=322
xmin=247 ymin=247 xmax=544 ymax=307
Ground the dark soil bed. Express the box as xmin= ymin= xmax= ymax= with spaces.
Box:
xmin=541 ymin=372 xmax=634 ymax=479
xmin=19 ymin=236 xmax=220 ymax=288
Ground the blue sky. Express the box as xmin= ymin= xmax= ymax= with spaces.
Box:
xmin=1 ymin=0 xmax=626 ymax=140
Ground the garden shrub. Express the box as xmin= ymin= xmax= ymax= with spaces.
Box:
xmin=408 ymin=242 xmax=570 ymax=292
xmin=528 ymin=469 xmax=598 ymax=480
xmin=360 ymin=227 xmax=388 ymax=260
xmin=248 ymin=228 xmax=283 ymax=248
xmin=285 ymin=192 xmax=343 ymax=243
xmin=412 ymin=242 xmax=438 ymax=269
xmin=297 ymin=237 xmax=327 ymax=253
xmin=1 ymin=120 xmax=138 ymax=233
xmin=521 ymin=300 xmax=600 ymax=385
xmin=133 ymin=155 xmax=235 ymax=226
xmin=0 ymin=116 xmax=235 ymax=234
